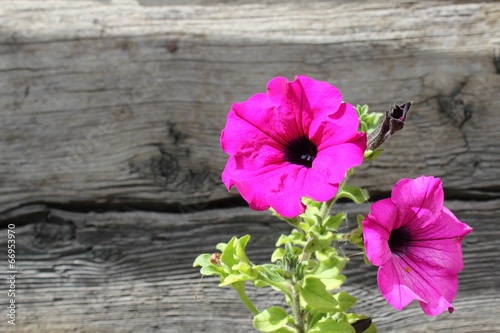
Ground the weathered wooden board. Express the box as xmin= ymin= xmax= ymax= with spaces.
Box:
xmin=1 ymin=200 xmax=498 ymax=333
xmin=1 ymin=0 xmax=500 ymax=332
xmin=1 ymin=1 xmax=500 ymax=215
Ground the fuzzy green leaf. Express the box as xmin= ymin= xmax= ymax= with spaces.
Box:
xmin=298 ymin=278 xmax=338 ymax=312
xmin=220 ymin=237 xmax=238 ymax=269
xmin=304 ymin=230 xmax=334 ymax=253
xmin=333 ymin=291 xmax=357 ymax=312
xmin=235 ymin=234 xmax=252 ymax=262
xmin=363 ymin=148 xmax=384 ymax=162
xmin=276 ymin=232 xmax=304 ymax=247
xmin=260 ymin=264 xmax=285 ymax=283
xmin=309 ymin=318 xmax=355 ymax=333
xmin=193 ymin=253 xmax=211 ymax=267
xmin=253 ymin=306 xmax=289 ymax=332
xmin=305 ymin=248 xmax=347 ymax=290
xmin=336 ymin=185 xmax=369 ymax=204
xmin=200 ymin=265 xmax=225 ymax=276
xmin=271 ymin=248 xmax=285 ymax=262
xmin=220 ymin=272 xmax=249 ymax=286
xmin=323 ymin=213 xmax=347 ymax=230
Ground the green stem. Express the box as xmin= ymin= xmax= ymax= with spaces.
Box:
xmin=234 ymin=285 xmax=259 ymax=316
xmin=333 ymin=232 xmax=351 ymax=241
xmin=300 ymin=238 xmax=313 ymax=262
xmin=291 ymin=285 xmax=305 ymax=333
xmin=323 ymin=168 xmax=356 ymax=218
xmin=319 ymin=201 xmax=330 ymax=221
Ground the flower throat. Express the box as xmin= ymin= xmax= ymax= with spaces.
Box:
xmin=388 ymin=226 xmax=413 ymax=255
xmin=284 ymin=136 xmax=318 ymax=168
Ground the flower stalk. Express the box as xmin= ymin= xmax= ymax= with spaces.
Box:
xmin=235 ymin=284 xmax=260 ymax=316
xmin=291 ymin=285 xmax=305 ymax=333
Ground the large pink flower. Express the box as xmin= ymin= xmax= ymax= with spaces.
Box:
xmin=220 ymin=76 xmax=366 ymax=217
xmin=363 ymin=176 xmax=472 ymax=316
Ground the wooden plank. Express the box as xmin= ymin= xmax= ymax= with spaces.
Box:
xmin=0 ymin=1 xmax=499 ymax=214
xmin=1 ymin=1 xmax=500 ymax=332
xmin=1 ymin=200 xmax=498 ymax=332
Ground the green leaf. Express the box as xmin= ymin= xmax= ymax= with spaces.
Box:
xmin=304 ymin=230 xmax=334 ymax=253
xmin=220 ymin=272 xmax=249 ymax=286
xmin=276 ymin=231 xmax=305 ymax=247
xmin=232 ymin=262 xmax=255 ymax=277
xmin=260 ymin=264 xmax=285 ymax=283
xmin=253 ymin=306 xmax=289 ymax=332
xmin=359 ymin=122 xmax=368 ymax=133
xmin=200 ymin=265 xmax=225 ymax=276
xmin=309 ymin=318 xmax=355 ymax=333
xmin=193 ymin=253 xmax=226 ymax=278
xmin=356 ymin=104 xmax=369 ymax=116
xmin=193 ymin=253 xmax=211 ymax=267
xmin=220 ymin=235 xmax=252 ymax=271
xmin=333 ymin=291 xmax=357 ymax=312
xmin=356 ymin=104 xmax=383 ymax=134
xmin=220 ymin=237 xmax=238 ymax=268
xmin=271 ymin=248 xmax=285 ymax=262
xmin=235 ymin=234 xmax=252 ymax=262
xmin=363 ymin=148 xmax=384 ymax=162
xmin=335 ymin=185 xmax=369 ymax=204
xmin=298 ymin=277 xmax=338 ymax=312
xmin=300 ymin=197 xmax=322 ymax=224
xmin=323 ymin=213 xmax=346 ymax=231
xmin=305 ymin=248 xmax=347 ymax=290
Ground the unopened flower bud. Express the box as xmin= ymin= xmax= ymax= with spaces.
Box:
xmin=367 ymin=102 xmax=411 ymax=150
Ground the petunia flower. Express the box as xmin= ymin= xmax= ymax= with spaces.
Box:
xmin=220 ymin=75 xmax=366 ymax=217
xmin=362 ymin=176 xmax=473 ymax=316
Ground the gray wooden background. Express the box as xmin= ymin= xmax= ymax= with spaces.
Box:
xmin=1 ymin=1 xmax=499 ymax=332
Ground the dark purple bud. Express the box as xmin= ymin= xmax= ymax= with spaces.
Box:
xmin=367 ymin=102 xmax=411 ymax=150
xmin=351 ymin=317 xmax=372 ymax=333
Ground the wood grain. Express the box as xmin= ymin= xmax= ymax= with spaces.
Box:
xmin=1 ymin=0 xmax=499 ymax=332
xmin=1 ymin=200 xmax=498 ymax=333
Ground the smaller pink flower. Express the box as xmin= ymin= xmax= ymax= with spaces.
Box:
xmin=362 ymin=176 xmax=472 ymax=316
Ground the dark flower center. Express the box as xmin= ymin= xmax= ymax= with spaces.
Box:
xmin=388 ymin=226 xmax=413 ymax=256
xmin=284 ymin=136 xmax=318 ymax=168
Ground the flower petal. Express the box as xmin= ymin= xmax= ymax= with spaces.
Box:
xmin=267 ymin=76 xmax=343 ymax=140
xmin=379 ymin=253 xmax=458 ymax=315
xmin=363 ymin=199 xmax=399 ymax=266
xmin=388 ymin=254 xmax=456 ymax=316
xmin=408 ymin=207 xmax=473 ymax=273
xmin=221 ymin=93 xmax=287 ymax=157
xmin=313 ymin=137 xmax=366 ymax=184
xmin=222 ymin=156 xmax=292 ymax=212
xmin=265 ymin=166 xmax=341 ymax=218
xmin=312 ymin=103 xmax=363 ymax=147
xmin=295 ymin=75 xmax=343 ymax=115
xmin=392 ymin=176 xmax=444 ymax=228
xmin=377 ymin=258 xmax=424 ymax=311
xmin=266 ymin=76 xmax=307 ymax=141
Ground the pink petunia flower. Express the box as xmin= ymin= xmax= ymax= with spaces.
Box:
xmin=363 ymin=176 xmax=473 ymax=316
xmin=220 ymin=75 xmax=366 ymax=217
